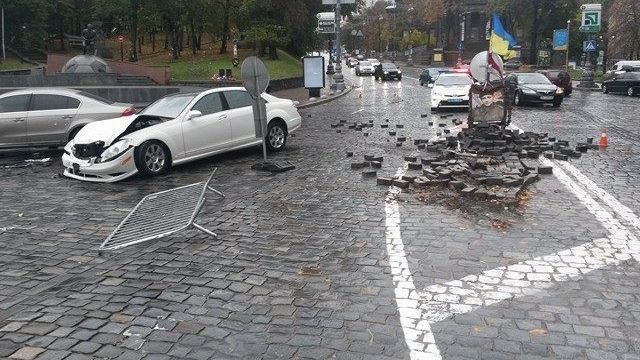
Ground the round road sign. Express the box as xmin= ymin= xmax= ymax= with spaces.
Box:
xmin=241 ymin=56 xmax=270 ymax=99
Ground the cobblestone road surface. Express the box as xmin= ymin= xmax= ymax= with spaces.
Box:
xmin=1 ymin=65 xmax=640 ymax=359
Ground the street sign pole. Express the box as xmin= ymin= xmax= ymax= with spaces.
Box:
xmin=577 ymin=4 xmax=600 ymax=89
xmin=1 ymin=8 xmax=5 ymax=62
xmin=565 ymin=20 xmax=570 ymax=72
xmin=331 ymin=0 xmax=346 ymax=91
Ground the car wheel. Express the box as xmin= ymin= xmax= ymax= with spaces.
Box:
xmin=628 ymin=87 xmax=635 ymax=97
xmin=134 ymin=140 xmax=171 ymax=177
xmin=266 ymin=120 xmax=287 ymax=152
xmin=602 ymin=84 xmax=609 ymax=94
xmin=514 ymin=91 xmax=522 ymax=106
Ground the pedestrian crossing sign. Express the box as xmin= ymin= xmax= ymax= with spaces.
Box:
xmin=583 ymin=40 xmax=597 ymax=52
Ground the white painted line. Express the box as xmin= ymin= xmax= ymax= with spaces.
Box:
xmin=351 ymin=108 xmax=364 ymax=115
xmin=417 ymin=158 xmax=639 ymax=330
xmin=557 ymin=161 xmax=640 ymax=232
xmin=384 ymin=122 xmax=640 ymax=358
xmin=385 ymin=167 xmax=442 ymax=360
xmin=403 ymin=75 xmax=419 ymax=81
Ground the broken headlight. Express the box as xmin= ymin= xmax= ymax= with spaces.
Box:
xmin=98 ymin=139 xmax=131 ymax=163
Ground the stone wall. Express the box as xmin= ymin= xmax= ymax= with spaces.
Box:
xmin=171 ymin=77 xmax=304 ymax=93
xmin=46 ymin=54 xmax=171 ymax=85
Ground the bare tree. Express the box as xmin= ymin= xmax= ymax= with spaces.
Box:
xmin=608 ymin=0 xmax=640 ymax=59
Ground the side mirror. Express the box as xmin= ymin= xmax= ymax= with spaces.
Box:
xmin=187 ymin=110 xmax=202 ymax=120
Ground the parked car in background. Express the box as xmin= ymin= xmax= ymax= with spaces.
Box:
xmin=367 ymin=58 xmax=381 ymax=67
xmin=430 ymin=73 xmax=473 ymax=111
xmin=355 ymin=61 xmax=375 ymax=76
xmin=603 ymin=60 xmax=640 ymax=82
xmin=0 ymin=88 xmax=134 ymax=149
xmin=375 ymin=63 xmax=402 ymax=81
xmin=347 ymin=57 xmax=358 ymax=68
xmin=504 ymin=58 xmax=523 ymax=70
xmin=62 ymin=88 xmax=302 ymax=182
xmin=602 ymin=71 xmax=640 ymax=96
xmin=506 ymin=72 xmax=564 ymax=107
xmin=420 ymin=68 xmax=450 ymax=86
xmin=538 ymin=69 xmax=572 ymax=96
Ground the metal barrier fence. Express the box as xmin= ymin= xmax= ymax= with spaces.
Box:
xmin=98 ymin=168 xmax=225 ymax=253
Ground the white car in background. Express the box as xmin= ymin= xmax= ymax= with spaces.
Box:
xmin=355 ymin=61 xmax=375 ymax=76
xmin=368 ymin=58 xmax=381 ymax=68
xmin=62 ymin=88 xmax=301 ymax=182
xmin=430 ymin=73 xmax=474 ymax=111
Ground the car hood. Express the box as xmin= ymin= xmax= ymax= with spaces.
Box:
xmin=74 ymin=115 xmax=139 ymax=146
xmin=521 ymin=84 xmax=557 ymax=91
xmin=433 ymin=85 xmax=470 ymax=95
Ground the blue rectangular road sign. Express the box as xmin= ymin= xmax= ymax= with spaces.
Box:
xmin=553 ymin=29 xmax=568 ymax=50
xmin=583 ymin=40 xmax=597 ymax=52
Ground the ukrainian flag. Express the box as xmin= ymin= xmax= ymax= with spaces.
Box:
xmin=490 ymin=13 xmax=517 ymax=60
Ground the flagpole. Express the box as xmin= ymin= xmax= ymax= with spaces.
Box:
xmin=565 ymin=20 xmax=570 ymax=72
xmin=486 ymin=14 xmax=492 ymax=84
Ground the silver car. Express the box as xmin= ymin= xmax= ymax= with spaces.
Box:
xmin=0 ymin=88 xmax=135 ymax=148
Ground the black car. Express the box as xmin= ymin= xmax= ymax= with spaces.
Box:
xmin=504 ymin=58 xmax=523 ymax=70
xmin=602 ymin=71 xmax=640 ymax=97
xmin=375 ymin=63 xmax=402 ymax=81
xmin=506 ymin=72 xmax=563 ymax=107
xmin=419 ymin=68 xmax=450 ymax=86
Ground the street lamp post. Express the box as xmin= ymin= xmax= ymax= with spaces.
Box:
xmin=565 ymin=20 xmax=570 ymax=72
xmin=331 ymin=0 xmax=346 ymax=91
xmin=406 ymin=6 xmax=414 ymax=66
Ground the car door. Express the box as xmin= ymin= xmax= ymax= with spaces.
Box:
xmin=27 ymin=94 xmax=80 ymax=145
xmin=0 ymin=94 xmax=30 ymax=147
xmin=220 ymin=90 xmax=256 ymax=146
xmin=182 ymin=92 xmax=232 ymax=157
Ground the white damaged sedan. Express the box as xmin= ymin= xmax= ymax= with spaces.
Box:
xmin=62 ymin=87 xmax=301 ymax=182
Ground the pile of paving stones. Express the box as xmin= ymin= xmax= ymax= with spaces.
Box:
xmin=347 ymin=120 xmax=599 ymax=204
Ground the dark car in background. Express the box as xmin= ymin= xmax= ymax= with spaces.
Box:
xmin=419 ymin=68 xmax=450 ymax=86
xmin=602 ymin=71 xmax=640 ymax=96
xmin=504 ymin=58 xmax=523 ymax=70
xmin=538 ymin=69 xmax=572 ymax=96
xmin=505 ymin=72 xmax=564 ymax=107
xmin=375 ymin=63 xmax=402 ymax=81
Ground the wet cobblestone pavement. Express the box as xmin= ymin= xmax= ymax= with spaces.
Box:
xmin=1 ymin=68 xmax=640 ymax=359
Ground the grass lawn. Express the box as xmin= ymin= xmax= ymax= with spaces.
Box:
xmin=569 ymin=68 xmax=603 ymax=82
xmin=142 ymin=48 xmax=302 ymax=81
xmin=0 ymin=57 xmax=35 ymax=71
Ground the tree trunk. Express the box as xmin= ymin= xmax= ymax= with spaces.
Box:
xmin=190 ymin=22 xmax=197 ymax=55
xmin=529 ymin=0 xmax=541 ymax=65
xmin=128 ymin=0 xmax=140 ymax=62
xmin=219 ymin=0 xmax=229 ymax=54
xmin=179 ymin=27 xmax=184 ymax=52
xmin=152 ymin=32 xmax=156 ymax=52
xmin=164 ymin=32 xmax=169 ymax=50
xmin=172 ymin=29 xmax=179 ymax=60
xmin=269 ymin=45 xmax=278 ymax=60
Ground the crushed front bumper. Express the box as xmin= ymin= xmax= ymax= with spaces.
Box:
xmin=62 ymin=147 xmax=138 ymax=183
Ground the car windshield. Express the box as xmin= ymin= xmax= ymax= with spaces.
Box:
xmin=360 ymin=61 xmax=371 ymax=66
xmin=141 ymin=94 xmax=197 ymax=118
xmin=435 ymin=75 xmax=472 ymax=86
xmin=518 ymin=73 xmax=552 ymax=85
xmin=382 ymin=64 xmax=397 ymax=70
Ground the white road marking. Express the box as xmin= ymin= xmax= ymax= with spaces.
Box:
xmin=557 ymin=161 xmax=640 ymax=231
xmin=385 ymin=167 xmax=442 ymax=359
xmin=351 ymin=108 xmax=364 ymax=115
xmin=403 ymin=75 xmax=419 ymax=81
xmin=384 ymin=123 xmax=640 ymax=359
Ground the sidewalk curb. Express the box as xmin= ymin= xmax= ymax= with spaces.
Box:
xmin=296 ymin=85 xmax=353 ymax=109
